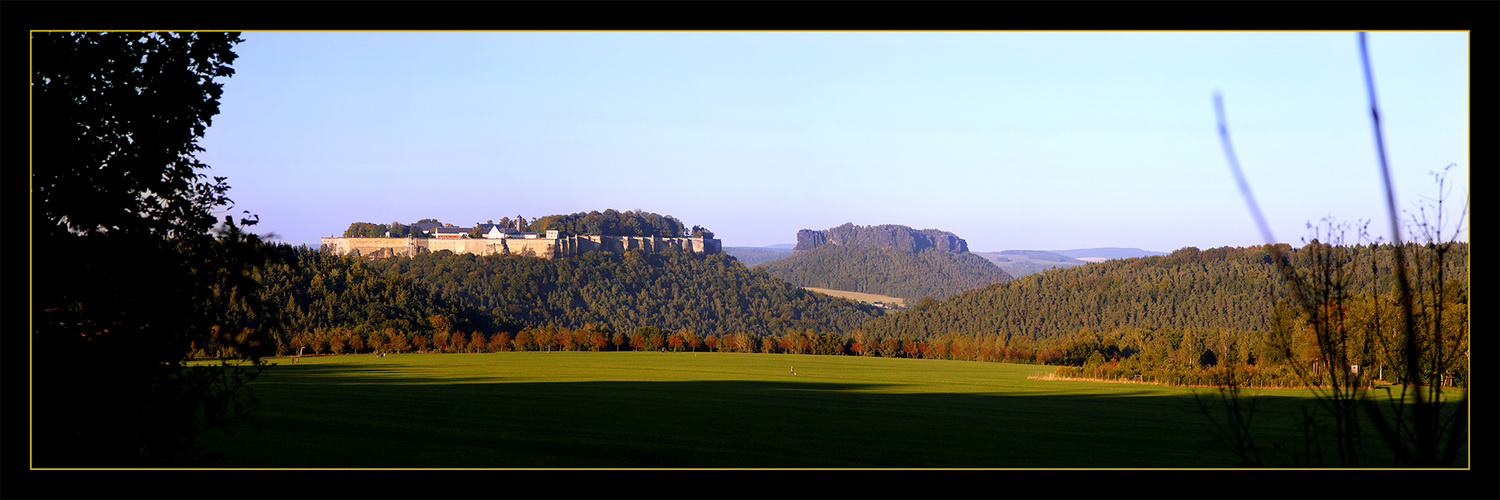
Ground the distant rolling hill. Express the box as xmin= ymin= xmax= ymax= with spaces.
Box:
xmin=737 ymin=237 xmax=1169 ymax=278
xmin=1052 ymin=247 xmax=1168 ymax=261
xmin=723 ymin=245 xmax=794 ymax=267
xmin=976 ymin=248 xmax=1168 ymax=277
xmin=973 ymin=250 xmax=1088 ymax=277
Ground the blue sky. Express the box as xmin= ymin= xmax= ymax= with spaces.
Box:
xmin=197 ymin=31 xmax=1468 ymax=252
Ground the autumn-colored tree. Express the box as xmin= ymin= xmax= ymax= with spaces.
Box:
xmin=367 ymin=330 xmax=387 ymax=354
xmin=386 ymin=328 xmax=410 ymax=353
xmin=489 ymin=332 xmax=512 ymax=352
xmin=778 ymin=334 xmax=795 ymax=354
xmin=636 ymin=326 xmax=664 ymax=351
xmin=534 ymin=327 xmax=556 ymax=352
xmin=681 ymin=328 xmax=702 ymax=352
xmin=412 ymin=333 xmax=430 ymax=353
xmin=881 ymin=336 xmax=901 ymax=358
xmin=587 ymin=327 xmax=608 ymax=351
xmin=797 ymin=330 xmax=816 ymax=354
xmin=329 ymin=332 xmax=346 ymax=354
xmin=290 ymin=331 xmax=311 ymax=356
xmin=470 ymin=332 xmax=489 ymax=353
xmin=429 ymin=314 xmax=454 ymax=336
xmin=449 ymin=331 xmax=468 ymax=353
xmin=1038 ymin=348 xmax=1064 ymax=365
xmin=704 ymin=335 xmax=719 ymax=352
xmin=760 ymin=336 xmax=778 ymax=354
xmin=817 ymin=332 xmax=846 ymax=356
xmin=514 ymin=329 xmax=535 ymax=352
xmin=349 ymin=333 xmax=365 ymax=354
xmin=852 ymin=330 xmax=872 ymax=356
xmin=735 ymin=332 xmax=756 ymax=353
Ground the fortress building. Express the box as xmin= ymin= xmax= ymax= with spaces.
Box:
xmin=320 ymin=230 xmax=721 ymax=260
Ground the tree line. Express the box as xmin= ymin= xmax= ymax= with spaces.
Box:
xmin=530 ymin=209 xmax=713 ymax=238
xmin=208 ymin=236 xmax=1467 ymax=393
xmin=341 ymin=210 xmax=713 ymax=239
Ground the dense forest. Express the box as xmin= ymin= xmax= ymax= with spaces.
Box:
xmin=237 ymin=247 xmax=497 ymax=356
xmin=368 ymin=247 xmax=875 ymax=338
xmin=863 ymin=243 xmax=1466 ymax=340
xmin=234 ymin=245 xmax=885 ymax=356
xmin=758 ymin=245 xmax=1014 ymax=301
xmin=852 ymin=242 xmax=1469 ymax=387
xmin=227 ymin=239 xmax=1467 ymax=390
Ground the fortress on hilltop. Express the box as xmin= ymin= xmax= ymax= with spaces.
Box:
xmin=321 ymin=230 xmax=722 ymax=260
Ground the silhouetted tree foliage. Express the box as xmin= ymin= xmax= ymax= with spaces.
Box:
xmin=757 ymin=245 xmax=1013 ymax=301
xmin=32 ymin=31 xmax=292 ymax=466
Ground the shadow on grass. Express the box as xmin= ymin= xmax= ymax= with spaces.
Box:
xmin=199 ymin=367 xmax=1372 ymax=469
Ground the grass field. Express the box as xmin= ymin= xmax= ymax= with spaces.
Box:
xmin=802 ymin=286 xmax=905 ymax=307
xmin=197 ymin=351 xmax=1428 ymax=468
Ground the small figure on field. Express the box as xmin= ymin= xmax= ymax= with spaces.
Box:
xmin=790 ymin=367 xmax=796 ymax=375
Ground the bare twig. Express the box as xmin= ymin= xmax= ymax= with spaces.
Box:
xmin=1213 ymin=93 xmax=1277 ymax=246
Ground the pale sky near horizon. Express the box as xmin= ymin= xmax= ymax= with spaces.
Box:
xmin=196 ymin=31 xmax=1469 ymax=253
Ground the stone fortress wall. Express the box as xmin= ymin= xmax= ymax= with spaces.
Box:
xmin=320 ymin=234 xmax=722 ymax=260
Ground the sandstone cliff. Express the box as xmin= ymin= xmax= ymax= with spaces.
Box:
xmin=794 ymin=223 xmax=969 ymax=254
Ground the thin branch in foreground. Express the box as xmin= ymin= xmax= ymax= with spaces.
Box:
xmin=1213 ymin=92 xmax=1276 ymax=246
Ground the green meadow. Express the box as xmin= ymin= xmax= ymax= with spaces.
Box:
xmin=198 ymin=352 xmax=1415 ymax=468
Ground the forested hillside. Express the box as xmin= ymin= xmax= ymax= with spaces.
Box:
xmin=229 ymin=239 xmax=1467 ymax=390
xmin=758 ymin=245 xmax=1014 ymax=301
xmin=365 ymin=247 xmax=881 ymax=338
xmin=241 ymin=245 xmax=883 ymax=355
xmin=862 ymin=243 xmax=1469 ymax=342
xmin=248 ymin=247 xmax=499 ymax=354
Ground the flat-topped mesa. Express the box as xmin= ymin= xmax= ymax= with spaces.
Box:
xmin=794 ymin=223 xmax=969 ymax=254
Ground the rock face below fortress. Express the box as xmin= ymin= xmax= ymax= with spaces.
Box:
xmin=794 ymin=223 xmax=968 ymax=254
